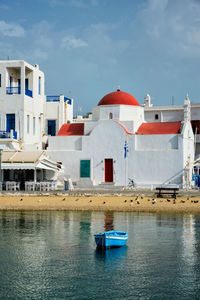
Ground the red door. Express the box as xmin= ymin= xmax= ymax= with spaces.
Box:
xmin=105 ymin=159 xmax=113 ymax=182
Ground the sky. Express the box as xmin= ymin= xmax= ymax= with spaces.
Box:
xmin=0 ymin=0 xmax=200 ymax=113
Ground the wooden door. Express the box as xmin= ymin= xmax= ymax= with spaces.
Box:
xmin=105 ymin=159 xmax=113 ymax=182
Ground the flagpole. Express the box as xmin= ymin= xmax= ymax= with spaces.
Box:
xmin=126 ymin=135 xmax=128 ymax=186
xmin=124 ymin=135 xmax=129 ymax=187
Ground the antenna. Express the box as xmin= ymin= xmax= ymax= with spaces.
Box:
xmin=68 ymin=90 xmax=71 ymax=98
xmin=172 ymin=96 xmax=174 ymax=105
xmin=7 ymin=56 xmax=10 ymax=60
xmin=78 ymin=106 xmax=82 ymax=113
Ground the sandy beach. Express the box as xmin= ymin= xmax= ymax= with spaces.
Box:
xmin=0 ymin=193 xmax=200 ymax=213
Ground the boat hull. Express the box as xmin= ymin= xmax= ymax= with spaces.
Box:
xmin=94 ymin=231 xmax=128 ymax=248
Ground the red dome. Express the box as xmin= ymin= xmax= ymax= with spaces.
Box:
xmin=98 ymin=89 xmax=140 ymax=106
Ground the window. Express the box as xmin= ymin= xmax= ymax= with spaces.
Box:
xmin=33 ymin=117 xmax=35 ymax=135
xmin=18 ymin=79 xmax=21 ymax=94
xmin=27 ymin=115 xmax=30 ymax=134
xmin=155 ymin=114 xmax=159 ymax=120
xmin=6 ymin=114 xmax=15 ymax=132
xmin=48 ymin=120 xmax=56 ymax=136
xmin=38 ymin=77 xmax=41 ymax=95
xmin=80 ymin=160 xmax=91 ymax=178
xmin=0 ymin=74 xmax=1 ymax=87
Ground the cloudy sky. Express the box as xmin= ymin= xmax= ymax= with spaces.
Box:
xmin=0 ymin=0 xmax=200 ymax=113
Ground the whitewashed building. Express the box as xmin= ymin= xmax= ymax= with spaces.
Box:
xmin=0 ymin=60 xmax=73 ymax=189
xmin=0 ymin=59 xmax=197 ymax=189
xmin=47 ymin=89 xmax=194 ymax=188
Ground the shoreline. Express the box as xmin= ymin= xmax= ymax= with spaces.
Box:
xmin=0 ymin=194 xmax=200 ymax=213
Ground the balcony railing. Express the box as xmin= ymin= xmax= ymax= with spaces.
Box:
xmin=25 ymin=88 xmax=32 ymax=97
xmin=46 ymin=95 xmax=60 ymax=102
xmin=0 ymin=130 xmax=17 ymax=139
xmin=46 ymin=96 xmax=72 ymax=104
xmin=6 ymin=86 xmax=21 ymax=95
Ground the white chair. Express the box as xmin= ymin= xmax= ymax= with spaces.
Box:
xmin=25 ymin=182 xmax=35 ymax=191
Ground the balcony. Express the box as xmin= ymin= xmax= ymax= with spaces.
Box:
xmin=0 ymin=131 xmax=17 ymax=139
xmin=25 ymin=88 xmax=32 ymax=97
xmin=6 ymin=87 xmax=21 ymax=95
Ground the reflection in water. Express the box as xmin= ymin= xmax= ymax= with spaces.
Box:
xmin=0 ymin=211 xmax=200 ymax=299
xmin=182 ymin=214 xmax=196 ymax=265
xmin=95 ymin=246 xmax=128 ymax=264
xmin=104 ymin=212 xmax=114 ymax=231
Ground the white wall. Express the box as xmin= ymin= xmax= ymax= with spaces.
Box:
xmin=136 ymin=134 xmax=179 ymax=150
xmin=47 ymin=119 xmax=188 ymax=187
xmin=48 ymin=136 xmax=82 ymax=151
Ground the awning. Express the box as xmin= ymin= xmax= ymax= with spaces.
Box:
xmin=1 ymin=150 xmax=63 ymax=172
xmin=36 ymin=162 xmax=58 ymax=171
xmin=2 ymin=163 xmax=36 ymax=170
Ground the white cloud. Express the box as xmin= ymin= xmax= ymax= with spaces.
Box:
xmin=0 ymin=20 xmax=25 ymax=37
xmin=139 ymin=0 xmax=200 ymax=57
xmin=61 ymin=35 xmax=88 ymax=49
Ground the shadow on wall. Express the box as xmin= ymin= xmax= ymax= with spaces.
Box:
xmin=169 ymin=136 xmax=178 ymax=149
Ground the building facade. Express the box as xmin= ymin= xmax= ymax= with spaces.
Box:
xmin=0 ymin=60 xmax=73 ymax=151
xmin=47 ymin=90 xmax=194 ymax=188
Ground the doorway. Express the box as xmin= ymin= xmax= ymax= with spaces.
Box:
xmin=105 ymin=159 xmax=113 ymax=182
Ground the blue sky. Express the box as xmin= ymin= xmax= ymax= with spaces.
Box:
xmin=1 ymin=0 xmax=200 ymax=113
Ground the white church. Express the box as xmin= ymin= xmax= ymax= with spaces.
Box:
xmin=0 ymin=59 xmax=198 ymax=190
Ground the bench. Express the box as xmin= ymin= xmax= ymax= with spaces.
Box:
xmin=155 ymin=186 xmax=179 ymax=199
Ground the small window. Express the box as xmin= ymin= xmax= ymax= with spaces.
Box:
xmin=80 ymin=160 xmax=91 ymax=178
xmin=33 ymin=117 xmax=35 ymax=135
xmin=0 ymin=74 xmax=1 ymax=87
xmin=27 ymin=115 xmax=30 ymax=134
xmin=109 ymin=112 xmax=113 ymax=119
xmin=155 ymin=114 xmax=159 ymax=120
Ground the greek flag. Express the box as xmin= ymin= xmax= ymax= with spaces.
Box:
xmin=124 ymin=140 xmax=129 ymax=159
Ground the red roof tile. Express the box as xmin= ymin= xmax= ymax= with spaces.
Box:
xmin=98 ymin=89 xmax=140 ymax=106
xmin=57 ymin=123 xmax=84 ymax=136
xmin=136 ymin=122 xmax=181 ymax=135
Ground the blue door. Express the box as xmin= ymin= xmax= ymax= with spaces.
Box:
xmin=48 ymin=120 xmax=56 ymax=136
xmin=25 ymin=78 xmax=28 ymax=89
xmin=6 ymin=114 xmax=15 ymax=132
xmin=10 ymin=76 xmax=13 ymax=87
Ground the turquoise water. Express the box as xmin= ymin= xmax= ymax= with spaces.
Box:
xmin=0 ymin=211 xmax=200 ymax=299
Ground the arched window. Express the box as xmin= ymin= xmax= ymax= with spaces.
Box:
xmin=109 ymin=112 xmax=113 ymax=119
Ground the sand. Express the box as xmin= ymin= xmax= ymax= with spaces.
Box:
xmin=0 ymin=194 xmax=200 ymax=213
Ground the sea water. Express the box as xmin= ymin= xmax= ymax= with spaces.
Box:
xmin=0 ymin=210 xmax=200 ymax=299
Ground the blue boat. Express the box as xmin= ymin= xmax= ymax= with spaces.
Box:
xmin=94 ymin=231 xmax=128 ymax=248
